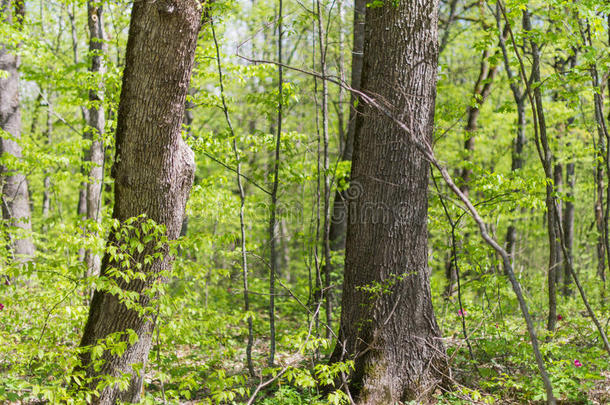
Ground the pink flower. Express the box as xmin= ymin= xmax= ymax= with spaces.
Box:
xmin=557 ymin=314 xmax=563 ymax=321
xmin=574 ymin=359 xmax=582 ymax=368
xmin=457 ymin=309 xmax=467 ymax=317
xmin=0 ymin=303 xmax=4 ymax=311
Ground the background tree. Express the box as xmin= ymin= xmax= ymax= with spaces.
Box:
xmin=0 ymin=0 xmax=34 ymax=261
xmin=83 ymin=0 xmax=106 ymax=278
xmin=77 ymin=1 xmax=200 ymax=402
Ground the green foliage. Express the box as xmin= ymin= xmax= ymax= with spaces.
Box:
xmin=1 ymin=0 xmax=609 ymax=403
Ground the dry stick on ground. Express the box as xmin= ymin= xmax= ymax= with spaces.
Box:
xmin=498 ymin=0 xmax=610 ymax=356
xmin=210 ymin=19 xmax=255 ymax=377
xmin=236 ymin=41 xmax=556 ymax=405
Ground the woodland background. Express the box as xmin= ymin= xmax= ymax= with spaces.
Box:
xmin=1 ymin=0 xmax=610 ymax=403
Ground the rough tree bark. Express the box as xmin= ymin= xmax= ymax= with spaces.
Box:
xmin=326 ymin=0 xmax=365 ymax=264
xmin=77 ymin=1 xmax=201 ymax=403
xmin=84 ymin=0 xmax=107 ymax=278
xmin=0 ymin=0 xmax=35 ymax=261
xmin=329 ymin=0 xmax=447 ymax=403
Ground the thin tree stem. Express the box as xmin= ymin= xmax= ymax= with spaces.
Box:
xmin=210 ymin=19 xmax=255 ymax=377
xmin=268 ymin=0 xmax=283 ymax=366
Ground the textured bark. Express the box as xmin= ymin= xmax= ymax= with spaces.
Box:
xmin=77 ymin=1 xmax=200 ymax=403
xmin=327 ymin=0 xmax=365 ymax=257
xmin=84 ymin=1 xmax=107 ymax=278
xmin=0 ymin=0 xmax=34 ymax=261
xmin=330 ymin=1 xmax=447 ymax=403
xmin=335 ymin=0 xmax=346 ymax=152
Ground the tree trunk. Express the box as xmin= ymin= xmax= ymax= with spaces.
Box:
xmin=495 ymin=8 xmax=525 ymax=269
xmin=330 ymin=1 xmax=447 ymax=402
xmin=70 ymin=2 xmax=90 ymax=264
xmin=84 ymin=0 xmax=106 ymax=278
xmin=180 ymin=84 xmax=197 ymax=238
xmin=0 ymin=0 xmax=35 ymax=261
xmin=326 ymin=0 xmax=365 ymax=262
xmin=521 ymin=10 xmax=558 ymax=332
xmin=313 ymin=0 xmax=333 ymax=340
xmin=552 ymin=161 xmax=563 ymax=286
xmin=439 ymin=0 xmax=458 ymax=54
xmin=445 ymin=45 xmax=500 ymax=296
xmin=458 ymin=48 xmax=499 ymax=197
xmin=77 ymin=1 xmax=200 ymax=403
xmin=563 ymin=158 xmax=574 ymax=295
xmin=505 ymin=99 xmax=526 ymax=263
xmin=42 ymin=91 xmax=52 ymax=219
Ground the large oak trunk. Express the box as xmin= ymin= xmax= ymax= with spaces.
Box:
xmin=77 ymin=1 xmax=201 ymax=403
xmin=330 ymin=1 xmax=447 ymax=403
